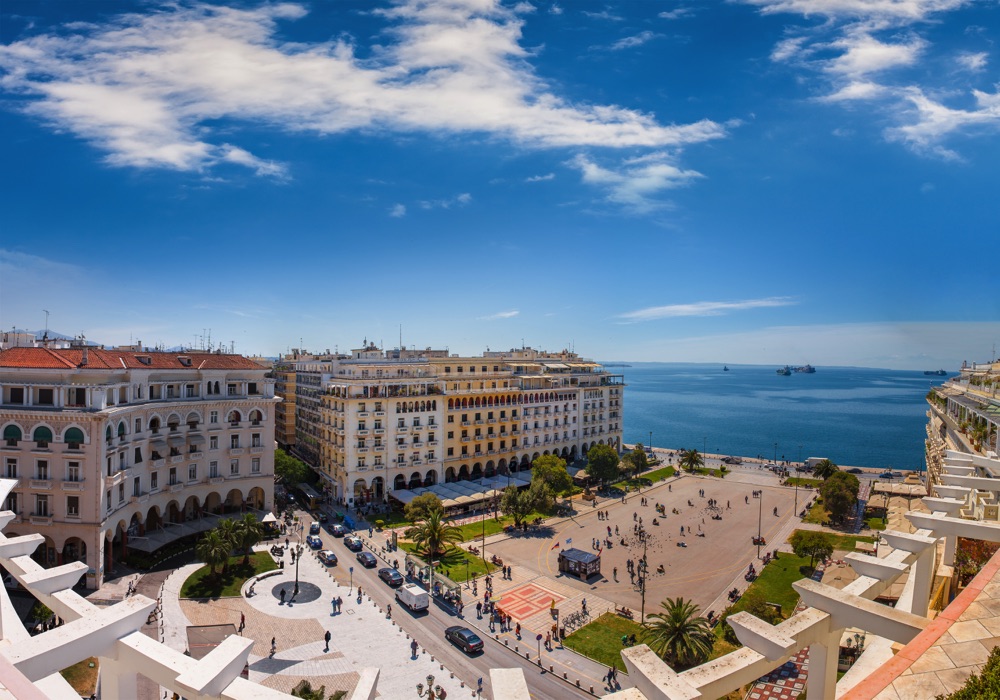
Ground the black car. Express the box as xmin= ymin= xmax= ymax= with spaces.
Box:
xmin=343 ymin=535 xmax=363 ymax=551
xmin=445 ymin=626 xmax=484 ymax=654
xmin=326 ymin=523 xmax=347 ymax=537
xmin=318 ymin=550 xmax=338 ymax=566
xmin=356 ymin=551 xmax=378 ymax=568
xmin=309 ymin=523 xmax=321 ymax=535
xmin=879 ymin=472 xmax=896 ymax=479
xmin=847 ymin=468 xmax=864 ymax=474
xmin=378 ymin=567 xmax=404 ymax=586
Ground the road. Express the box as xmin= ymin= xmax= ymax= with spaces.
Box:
xmin=304 ymin=512 xmax=597 ymax=700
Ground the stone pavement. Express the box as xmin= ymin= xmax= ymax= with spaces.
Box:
xmin=160 ymin=544 xmax=471 ymax=699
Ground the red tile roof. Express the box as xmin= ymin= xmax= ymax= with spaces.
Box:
xmin=0 ymin=347 xmax=266 ymax=371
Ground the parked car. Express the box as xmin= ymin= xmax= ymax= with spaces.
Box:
xmin=378 ymin=567 xmax=404 ymax=587
xmin=318 ymin=513 xmax=328 ymax=523
xmin=318 ymin=550 xmax=338 ymax=566
xmin=879 ymin=472 xmax=896 ymax=479
xmin=445 ymin=626 xmax=484 ymax=654
xmin=722 ymin=456 xmax=742 ymax=465
xmin=326 ymin=523 xmax=347 ymax=537
xmin=343 ymin=535 xmax=363 ymax=551
xmin=309 ymin=523 xmax=321 ymax=535
xmin=847 ymin=468 xmax=864 ymax=474
xmin=306 ymin=534 xmax=323 ymax=549
xmin=356 ymin=551 xmax=378 ymax=568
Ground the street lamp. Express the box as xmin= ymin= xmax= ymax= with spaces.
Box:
xmin=293 ymin=522 xmax=303 ymax=598
xmin=773 ymin=442 xmax=778 ymax=465
xmin=756 ymin=493 xmax=763 ymax=559
xmin=416 ymin=674 xmax=443 ymax=699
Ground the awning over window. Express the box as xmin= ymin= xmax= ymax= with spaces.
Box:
xmin=64 ymin=427 xmax=85 ymax=444
xmin=33 ymin=426 xmax=53 ymax=442
xmin=188 ymin=434 xmax=206 ymax=445
xmin=150 ymin=439 xmax=168 ymax=451
xmin=3 ymin=425 xmax=22 ymax=441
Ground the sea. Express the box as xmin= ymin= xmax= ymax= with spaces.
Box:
xmin=616 ymin=363 xmax=949 ymax=472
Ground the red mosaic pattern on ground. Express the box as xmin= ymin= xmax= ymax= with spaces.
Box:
xmin=498 ymin=583 xmax=565 ymax=619
xmin=746 ymin=647 xmax=809 ymax=700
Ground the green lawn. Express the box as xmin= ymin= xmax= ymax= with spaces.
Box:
xmin=803 ymin=500 xmax=830 ymax=525
xmin=562 ymin=612 xmax=644 ymax=672
xmin=181 ymin=552 xmax=277 ymax=598
xmin=451 ymin=510 xmax=549 ymax=543
xmin=613 ymin=466 xmax=676 ymax=490
xmin=865 ymin=517 xmax=886 ymax=531
xmin=728 ymin=553 xmax=813 ymax=616
xmin=784 ymin=477 xmax=822 ymax=488
xmin=822 ymin=532 xmax=876 ymax=551
xmin=61 ymin=658 xmax=99 ymax=696
xmin=398 ymin=542 xmax=497 ymax=582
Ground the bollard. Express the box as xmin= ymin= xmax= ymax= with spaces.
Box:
xmin=536 ymin=658 xmax=541 ymax=666
xmin=440 ymin=664 xmax=444 ymax=670
xmin=563 ymin=672 xmax=567 ymax=680
xmin=525 ymin=652 xmax=530 ymax=659
xmin=590 ymin=687 xmax=594 ymax=695
xmin=576 ymin=679 xmax=580 ymax=687
xmin=504 ymin=639 xmax=508 ymax=646
xmin=514 ymin=646 xmax=518 ymax=652
xmin=549 ymin=666 xmax=554 ymax=673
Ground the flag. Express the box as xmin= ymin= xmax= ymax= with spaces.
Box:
xmin=551 ymin=541 xmax=560 ymax=550
xmin=566 ymin=538 xmax=573 ymax=545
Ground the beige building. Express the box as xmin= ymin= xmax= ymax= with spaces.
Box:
xmin=0 ymin=344 xmax=278 ymax=589
xmin=309 ymin=344 xmax=622 ymax=506
xmin=273 ymin=357 xmax=297 ymax=450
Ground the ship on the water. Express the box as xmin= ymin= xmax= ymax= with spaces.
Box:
xmin=793 ymin=364 xmax=816 ymax=373
xmin=776 ymin=366 xmax=792 ymax=376
xmin=924 ymin=369 xmax=947 ymax=376
xmin=723 ymin=365 xmax=729 ymax=371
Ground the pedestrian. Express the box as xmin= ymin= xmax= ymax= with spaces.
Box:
xmin=387 ymin=603 xmax=392 ymax=618
xmin=270 ymin=637 xmax=276 ymax=657
xmin=606 ymin=668 xmax=614 ymax=686
xmin=582 ymin=597 xmax=587 ymax=614
xmin=411 ymin=639 xmax=419 ymax=658
xmin=545 ymin=631 xmax=551 ymax=650
xmin=515 ymin=622 xmax=521 ymax=638
xmin=613 ymin=566 xmax=618 ymax=581
xmin=612 ymin=666 xmax=619 ymax=685
xmin=476 ymin=601 xmax=483 ymax=618
xmin=324 ymin=630 xmax=331 ymax=652
xmin=239 ymin=611 xmax=245 ymax=634
xmin=331 ymin=597 xmax=337 ymax=616
xmin=280 ymin=588 xmax=286 ymax=604
xmin=337 ymin=596 xmax=343 ymax=612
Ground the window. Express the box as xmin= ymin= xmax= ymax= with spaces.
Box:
xmin=166 ymin=385 xmax=175 ymax=399
xmin=210 ymin=461 xmax=219 ymax=478
xmin=67 ymin=462 xmax=80 ymax=482
xmin=9 ymin=387 xmax=24 ymax=404
xmin=36 ymin=460 xmax=49 ymax=480
xmin=67 ymin=495 xmax=80 ymax=517
xmin=251 ymin=457 xmax=260 ymax=474
xmin=210 ymin=411 xmax=219 ymax=424
xmin=186 ymin=384 xmax=196 ymax=397
xmin=397 ymin=455 xmax=405 ymax=464
xmin=134 ymin=447 xmax=143 ymax=464
xmin=38 ymin=388 xmax=54 ymax=405
xmin=358 ymin=421 xmax=366 ymax=431
xmin=227 ymin=384 xmax=237 ymax=396
xmin=359 ymin=403 xmax=366 ymax=412
xmin=230 ymin=435 xmax=240 ymax=449
xmin=428 ymin=451 xmax=435 ymax=460
xmin=106 ymin=490 xmax=112 ymax=511
xmin=169 ymin=468 xmax=177 ymax=486
xmin=36 ymin=494 xmax=49 ymax=516
xmin=189 ymin=464 xmax=197 ymax=481
xmin=230 ymin=459 xmax=240 ymax=475
xmin=374 ymin=456 xmax=382 ymax=466
xmin=248 ymin=382 xmax=258 ymax=395
xmin=133 ymin=477 xmax=140 ymax=497
xmin=447 ymin=447 xmax=454 ymax=456
xmin=148 ymin=471 xmax=159 ymax=491
xmin=357 ymin=457 xmax=365 ymax=468
xmin=398 ymin=419 xmax=405 ymax=428
xmin=210 ymin=436 xmax=218 ymax=450
xmin=135 ymin=418 xmax=142 ymax=433
xmin=5 ymin=458 xmax=16 ymax=478
xmin=118 ymin=483 xmax=125 ymax=503
xmin=4 ymin=493 xmax=16 ymax=513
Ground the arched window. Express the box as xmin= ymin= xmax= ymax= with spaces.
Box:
xmin=33 ymin=426 xmax=53 ymax=446
xmin=64 ymin=427 xmax=85 ymax=448
xmin=117 ymin=422 xmax=127 ymax=440
xmin=105 ymin=425 xmax=113 ymax=442
xmin=3 ymin=424 xmax=22 ymax=446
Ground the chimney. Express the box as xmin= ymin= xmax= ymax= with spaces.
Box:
xmin=81 ymin=346 xmax=89 ymax=366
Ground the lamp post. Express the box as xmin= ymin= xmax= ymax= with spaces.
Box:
xmin=416 ymin=674 xmax=442 ymax=699
xmin=703 ymin=436 xmax=707 ymax=459
xmin=293 ymin=522 xmax=303 ymax=598
xmin=756 ymin=492 xmax=763 ymax=559
xmin=773 ymin=442 xmax=778 ymax=466
xmin=798 ymin=444 xmax=803 ymax=466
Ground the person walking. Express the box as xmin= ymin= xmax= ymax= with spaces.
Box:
xmin=279 ymin=588 xmax=286 ymax=605
xmin=239 ymin=611 xmax=245 ymax=634
xmin=324 ymin=630 xmax=331 ymax=652
xmin=270 ymin=637 xmax=276 ymax=657
xmin=613 ymin=566 xmax=618 ymax=581
xmin=410 ymin=639 xmax=419 ymax=658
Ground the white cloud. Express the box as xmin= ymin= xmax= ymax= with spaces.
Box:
xmin=0 ymin=1 xmax=724 ymax=175
xmin=884 ymin=86 xmax=1000 ymax=158
xmin=478 ymin=310 xmax=519 ymax=320
xmin=659 ymin=8 xmax=693 ymax=20
xmin=525 ymin=172 xmax=555 ymax=182
xmin=820 ymin=80 xmax=885 ymax=102
xmin=619 ymin=297 xmax=797 ymax=322
xmin=583 ymin=10 xmax=624 ymax=21
xmin=609 ymin=31 xmax=659 ymax=51
xmin=418 ymin=192 xmax=473 ymax=210
xmin=571 ymin=153 xmax=703 ymax=213
xmin=957 ymin=51 xmax=988 ymax=71
xmin=742 ymin=0 xmax=968 ymax=21
xmin=389 ymin=203 xmax=407 ymax=217
xmin=825 ymin=31 xmax=925 ymax=77
xmin=550 ymin=4 xmax=564 ymax=15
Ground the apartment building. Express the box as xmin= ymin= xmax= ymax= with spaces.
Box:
xmin=274 ymin=357 xmax=297 ymax=450
xmin=0 ymin=344 xmax=278 ymax=589
xmin=304 ymin=344 xmax=622 ymax=506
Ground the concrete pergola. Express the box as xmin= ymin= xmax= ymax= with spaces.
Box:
xmin=604 ymin=452 xmax=1000 ymax=700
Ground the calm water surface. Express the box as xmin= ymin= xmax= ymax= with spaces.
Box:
xmin=617 ymin=363 xmax=947 ymax=471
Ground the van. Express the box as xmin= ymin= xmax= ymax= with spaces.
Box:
xmin=395 ymin=583 xmax=430 ymax=612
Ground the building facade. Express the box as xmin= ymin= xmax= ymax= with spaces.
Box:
xmin=303 ymin=345 xmax=622 ymax=506
xmin=0 ymin=345 xmax=278 ymax=589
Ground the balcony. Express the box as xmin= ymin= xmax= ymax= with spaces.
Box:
xmin=171 ymin=454 xmax=185 ymax=463
xmin=487 ymin=418 xmax=497 ymax=424
xmin=461 ymin=421 xmax=471 ymax=427
xmin=411 ymin=441 xmax=424 ymax=448
xmin=29 ymin=479 xmax=52 ymax=490
xmin=397 ymin=426 xmax=409 ymax=433
xmin=357 ymin=447 xmax=370 ymax=453
xmin=357 ymin=430 xmax=370 ymax=436
xmin=152 ymin=459 xmax=166 ymax=468
xmin=475 ymin=420 xmax=484 ymax=426
xmin=374 ymin=411 xmax=386 ymax=417
xmin=229 ymin=448 xmax=245 ymax=456
xmin=225 ymin=472 xmax=242 ymax=480
xmin=250 ymin=446 xmax=264 ymax=454
xmin=374 ymin=428 xmax=385 ymax=435
xmin=373 ymin=445 xmax=386 ymax=452
xmin=209 ymin=476 xmax=225 ymax=485
xmin=412 ymin=424 xmax=424 ymax=431
xmin=461 ymin=437 xmax=471 ymax=443
xmin=427 ymin=440 xmax=439 ymax=447
xmin=61 ymin=480 xmax=85 ymax=491
xmin=412 ymin=459 xmax=423 ymax=466
xmin=357 ymin=411 xmax=370 ymax=417
xmin=29 ymin=515 xmax=53 ymax=526
xmin=170 ymin=483 xmax=185 ymax=493
xmin=189 ymin=450 xmax=204 ymax=459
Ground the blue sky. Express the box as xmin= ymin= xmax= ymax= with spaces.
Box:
xmin=1 ymin=0 xmax=997 ymax=369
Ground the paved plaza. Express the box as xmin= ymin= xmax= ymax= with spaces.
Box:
xmin=159 ymin=547 xmax=471 ymax=699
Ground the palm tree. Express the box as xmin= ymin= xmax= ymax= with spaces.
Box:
xmin=405 ymin=508 xmax=463 ymax=559
xmin=234 ymin=513 xmax=264 ymax=565
xmin=196 ymin=530 xmax=232 ymax=579
xmin=813 ymin=459 xmax=839 ymax=480
xmin=215 ymin=518 xmax=239 ymax=573
xmin=641 ymin=597 xmax=714 ymax=669
xmin=678 ymin=449 xmax=704 ymax=473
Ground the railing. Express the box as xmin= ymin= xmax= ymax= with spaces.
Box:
xmin=229 ymin=448 xmax=245 ymax=456
xmin=61 ymin=481 xmax=84 ymax=491
xmin=29 ymin=479 xmax=52 ymax=489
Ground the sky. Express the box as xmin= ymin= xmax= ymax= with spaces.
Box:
xmin=1 ymin=0 xmax=998 ymax=369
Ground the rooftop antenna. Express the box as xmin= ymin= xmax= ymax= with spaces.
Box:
xmin=399 ymin=324 xmax=402 ymax=352
xmin=43 ymin=309 xmax=50 ymax=336
xmin=230 ymin=340 xmax=235 ymax=354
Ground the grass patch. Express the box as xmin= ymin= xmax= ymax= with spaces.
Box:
xmin=725 ymin=553 xmax=813 ymax=617
xmin=562 ymin=612 xmax=644 ymax=672
xmin=865 ymin=517 xmax=886 ymax=531
xmin=450 ymin=510 xmax=549 ymax=543
xmin=377 ymin=511 xmax=412 ymax=529
xmin=823 ymin=532 xmax=876 ymax=551
xmin=803 ymin=500 xmax=830 ymax=525
xmin=181 ymin=552 xmax=277 ymax=598
xmin=613 ymin=466 xmax=676 ymax=490
xmin=398 ymin=542 xmax=497 ymax=582
xmin=61 ymin=657 xmax=98 ymax=695
xmin=784 ymin=477 xmax=822 ymax=488
xmin=709 ymin=636 xmax=741 ymax=662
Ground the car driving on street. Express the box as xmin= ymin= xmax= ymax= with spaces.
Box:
xmin=445 ymin=626 xmax=483 ymax=654
xmin=343 ymin=535 xmax=363 ymax=551
xmin=356 ymin=551 xmax=378 ymax=568
xmin=378 ymin=567 xmax=404 ymax=586
xmin=318 ymin=550 xmax=338 ymax=566
xmin=306 ymin=534 xmax=323 ymax=549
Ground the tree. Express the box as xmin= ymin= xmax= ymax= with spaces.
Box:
xmin=196 ymin=530 xmax=232 ymax=578
xmin=938 ymin=645 xmax=1000 ymax=699
xmin=500 ymin=482 xmax=552 ymax=527
xmin=531 ymin=454 xmax=573 ymax=494
xmin=405 ymin=508 xmax=463 ymax=559
xmin=813 ymin=459 xmax=839 ymax=480
xmin=274 ymin=448 xmax=311 ymax=485
xmin=586 ymin=444 xmax=621 ymax=486
xmin=641 ymin=597 xmax=714 ymax=669
xmin=215 ymin=519 xmax=239 ymax=574
xmin=404 ymin=492 xmax=443 ymax=522
xmin=234 ymin=513 xmax=264 ymax=565
xmin=820 ymin=471 xmax=860 ymax=522
xmin=790 ymin=530 xmax=834 ymax=570
xmin=678 ymin=449 xmax=704 ymax=473
xmin=629 ymin=445 xmax=649 ymax=474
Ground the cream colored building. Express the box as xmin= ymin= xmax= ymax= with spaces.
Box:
xmin=0 ymin=345 xmax=278 ymax=589
xmin=309 ymin=344 xmax=622 ymax=506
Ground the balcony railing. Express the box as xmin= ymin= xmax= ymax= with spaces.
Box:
xmin=29 ymin=479 xmax=52 ymax=489
xmin=61 ymin=481 xmax=85 ymax=491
